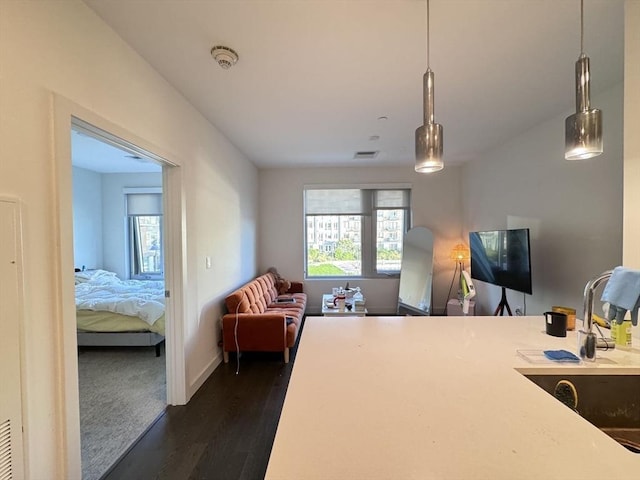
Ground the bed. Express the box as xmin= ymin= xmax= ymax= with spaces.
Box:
xmin=75 ymin=269 xmax=166 ymax=356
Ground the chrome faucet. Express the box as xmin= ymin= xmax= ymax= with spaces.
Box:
xmin=579 ymin=270 xmax=615 ymax=361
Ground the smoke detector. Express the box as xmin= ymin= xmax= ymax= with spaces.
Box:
xmin=210 ymin=45 xmax=239 ymax=69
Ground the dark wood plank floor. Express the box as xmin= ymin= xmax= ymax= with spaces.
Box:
xmin=102 ymin=328 xmax=302 ymax=480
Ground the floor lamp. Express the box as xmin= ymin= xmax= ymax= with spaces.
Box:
xmin=445 ymin=243 xmax=470 ymax=314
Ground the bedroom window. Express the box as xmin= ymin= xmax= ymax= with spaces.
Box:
xmin=126 ymin=191 xmax=163 ymax=280
xmin=304 ymin=187 xmax=411 ymax=278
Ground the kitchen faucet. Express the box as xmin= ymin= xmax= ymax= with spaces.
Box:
xmin=579 ymin=270 xmax=615 ymax=361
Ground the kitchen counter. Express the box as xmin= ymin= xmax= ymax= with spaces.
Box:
xmin=266 ymin=315 xmax=640 ymax=479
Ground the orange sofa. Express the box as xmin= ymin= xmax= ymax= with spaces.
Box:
xmin=222 ymin=272 xmax=306 ymax=363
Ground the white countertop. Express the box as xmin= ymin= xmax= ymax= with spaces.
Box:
xmin=266 ymin=315 xmax=640 ymax=479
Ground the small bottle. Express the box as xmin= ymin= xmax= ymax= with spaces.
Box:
xmin=612 ymin=320 xmax=632 ymax=348
xmin=611 ymin=321 xmax=617 ymax=343
xmin=353 ymin=287 xmax=363 ymax=302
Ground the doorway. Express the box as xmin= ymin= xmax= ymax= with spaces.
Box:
xmin=52 ymin=94 xmax=187 ymax=479
xmin=71 ymin=121 xmax=168 ymax=479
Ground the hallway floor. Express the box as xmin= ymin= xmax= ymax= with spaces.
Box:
xmin=102 ymin=339 xmax=300 ymax=480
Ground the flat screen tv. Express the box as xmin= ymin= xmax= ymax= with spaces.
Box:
xmin=469 ymin=228 xmax=532 ymax=295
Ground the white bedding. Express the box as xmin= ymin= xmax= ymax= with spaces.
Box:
xmin=75 ymin=269 xmax=165 ymax=325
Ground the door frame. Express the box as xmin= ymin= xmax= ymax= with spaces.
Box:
xmin=52 ymin=94 xmax=187 ymax=477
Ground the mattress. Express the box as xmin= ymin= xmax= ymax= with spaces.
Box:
xmin=74 ymin=269 xmax=166 ymax=336
xmin=77 ymin=310 xmax=165 ymax=335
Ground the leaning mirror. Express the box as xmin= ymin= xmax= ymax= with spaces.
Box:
xmin=397 ymin=226 xmax=434 ymax=315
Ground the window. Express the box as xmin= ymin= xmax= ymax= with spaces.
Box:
xmin=304 ymin=187 xmax=411 ymax=278
xmin=126 ymin=191 xmax=163 ymax=279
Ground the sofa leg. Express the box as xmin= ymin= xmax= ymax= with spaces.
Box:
xmin=223 ymin=350 xmax=229 ymax=363
xmin=284 ymin=348 xmax=290 ymax=364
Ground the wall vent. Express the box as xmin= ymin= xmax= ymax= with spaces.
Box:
xmin=0 ymin=418 xmax=13 ymax=480
xmin=354 ymin=151 xmax=379 ymax=160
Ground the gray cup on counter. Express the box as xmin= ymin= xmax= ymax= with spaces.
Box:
xmin=544 ymin=311 xmax=568 ymax=337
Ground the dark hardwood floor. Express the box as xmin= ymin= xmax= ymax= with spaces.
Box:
xmin=102 ymin=330 xmax=302 ymax=480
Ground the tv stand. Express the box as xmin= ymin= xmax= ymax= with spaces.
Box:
xmin=493 ymin=287 xmax=513 ymax=316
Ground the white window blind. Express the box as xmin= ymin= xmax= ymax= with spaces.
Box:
xmin=374 ymin=189 xmax=410 ymax=208
xmin=305 ymin=188 xmax=410 ymax=215
xmin=305 ymin=189 xmax=364 ymax=215
xmin=126 ymin=193 xmax=162 ymax=216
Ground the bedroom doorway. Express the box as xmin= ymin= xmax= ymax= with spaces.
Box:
xmin=70 ymin=119 xmax=173 ymax=479
xmin=53 ymin=96 xmax=187 ymax=478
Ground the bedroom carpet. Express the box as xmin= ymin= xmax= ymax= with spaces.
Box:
xmin=78 ymin=345 xmax=166 ymax=480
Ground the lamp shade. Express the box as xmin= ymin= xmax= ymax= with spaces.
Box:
xmin=414 ymin=20 xmax=444 ymax=174
xmin=415 ymin=122 xmax=443 ymax=173
xmin=564 ymin=30 xmax=603 ymax=160
xmin=565 ymin=109 xmax=602 ymax=160
xmin=449 ymin=243 xmax=470 ymax=262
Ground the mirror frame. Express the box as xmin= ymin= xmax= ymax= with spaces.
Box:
xmin=397 ymin=226 xmax=434 ymax=315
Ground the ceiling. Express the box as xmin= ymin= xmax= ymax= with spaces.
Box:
xmin=72 ymin=128 xmax=162 ymax=173
xmin=82 ymin=0 xmax=624 ymax=170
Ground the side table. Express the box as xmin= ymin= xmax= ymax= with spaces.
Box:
xmin=321 ymin=294 xmax=367 ymax=317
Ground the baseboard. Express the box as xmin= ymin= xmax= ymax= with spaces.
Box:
xmin=188 ymin=351 xmax=223 ymax=400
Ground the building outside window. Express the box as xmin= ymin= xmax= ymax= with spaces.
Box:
xmin=304 ymin=187 xmax=411 ymax=278
xmin=125 ymin=190 xmax=163 ymax=280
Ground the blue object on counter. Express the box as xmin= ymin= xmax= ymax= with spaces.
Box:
xmin=600 ymin=266 xmax=640 ymax=326
xmin=543 ymin=349 xmax=581 ymax=363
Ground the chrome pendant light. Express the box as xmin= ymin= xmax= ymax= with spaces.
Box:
xmin=415 ymin=0 xmax=443 ymax=173
xmin=565 ymin=0 xmax=602 ymax=160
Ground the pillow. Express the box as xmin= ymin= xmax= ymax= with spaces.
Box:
xmin=276 ymin=278 xmax=291 ymax=295
xmin=267 ymin=266 xmax=291 ymax=295
xmin=74 ymin=269 xmax=119 ymax=284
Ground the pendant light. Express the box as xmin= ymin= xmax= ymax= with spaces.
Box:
xmin=415 ymin=0 xmax=443 ymax=173
xmin=565 ymin=0 xmax=602 ymax=160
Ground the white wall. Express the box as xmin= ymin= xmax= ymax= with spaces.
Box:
xmin=259 ymin=166 xmax=463 ymax=314
xmin=72 ymin=167 xmax=103 ymax=270
xmin=462 ymin=83 xmax=624 ymax=316
xmin=623 ymin=0 xmax=640 ymax=268
xmin=101 ymin=172 xmax=162 ymax=279
xmin=0 ymin=2 xmax=258 ymax=478
xmin=71 ymin=169 xmax=164 ymax=278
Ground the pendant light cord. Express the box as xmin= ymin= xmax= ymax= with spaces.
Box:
xmin=580 ymin=0 xmax=584 ymax=55
xmin=426 ymin=0 xmax=430 ymax=68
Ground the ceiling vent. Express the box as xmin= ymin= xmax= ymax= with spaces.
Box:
xmin=354 ymin=151 xmax=379 ymax=160
xmin=211 ymin=45 xmax=239 ymax=69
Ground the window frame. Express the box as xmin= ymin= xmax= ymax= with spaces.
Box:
xmin=128 ymin=214 xmax=164 ymax=279
xmin=304 ymin=186 xmax=411 ymax=279
xmin=124 ymin=188 xmax=164 ymax=280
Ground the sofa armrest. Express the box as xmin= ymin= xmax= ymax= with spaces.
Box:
xmin=221 ymin=313 xmax=290 ymax=352
xmin=287 ymin=281 xmax=304 ymax=294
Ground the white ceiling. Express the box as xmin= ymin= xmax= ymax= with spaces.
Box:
xmin=72 ymin=129 xmax=161 ymax=173
xmin=82 ymin=0 xmax=624 ymax=170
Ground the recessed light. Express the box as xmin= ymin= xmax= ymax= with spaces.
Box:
xmin=354 ymin=151 xmax=379 ymax=160
xmin=369 ymin=135 xmax=380 ymax=141
xmin=377 ymin=116 xmax=388 ymax=121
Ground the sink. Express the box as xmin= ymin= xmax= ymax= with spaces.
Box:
xmin=523 ymin=374 xmax=640 ymax=453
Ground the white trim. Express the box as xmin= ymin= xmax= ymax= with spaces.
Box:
xmin=303 ymin=183 xmax=412 ymax=190
xmin=163 ymin=165 xmax=188 ymax=405
xmin=72 ymin=117 xmax=177 ymax=168
xmin=52 ymin=96 xmax=82 ymax=479
xmin=52 ymin=93 xmax=188 ymax=478
xmin=123 ymin=187 xmax=162 ymax=194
